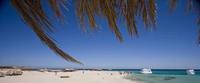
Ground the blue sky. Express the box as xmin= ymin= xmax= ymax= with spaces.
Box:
xmin=0 ymin=0 xmax=200 ymax=69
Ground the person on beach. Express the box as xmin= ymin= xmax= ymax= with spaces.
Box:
xmin=82 ymin=71 xmax=84 ymax=74
xmin=55 ymin=72 xmax=58 ymax=76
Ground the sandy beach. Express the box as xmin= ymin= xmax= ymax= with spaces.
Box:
xmin=0 ymin=70 xmax=135 ymax=83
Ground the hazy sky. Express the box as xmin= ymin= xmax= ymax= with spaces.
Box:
xmin=0 ymin=0 xmax=200 ymax=69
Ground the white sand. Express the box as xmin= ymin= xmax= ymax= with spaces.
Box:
xmin=0 ymin=71 xmax=136 ymax=83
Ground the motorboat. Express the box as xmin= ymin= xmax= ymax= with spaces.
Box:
xmin=186 ymin=69 xmax=195 ymax=75
xmin=140 ymin=68 xmax=152 ymax=74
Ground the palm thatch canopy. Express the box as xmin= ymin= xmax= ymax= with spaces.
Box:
xmin=10 ymin=0 xmax=200 ymax=64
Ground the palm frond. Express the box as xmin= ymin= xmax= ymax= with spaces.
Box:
xmin=76 ymin=0 xmax=97 ymax=31
xmin=118 ymin=0 xmax=137 ymax=36
xmin=11 ymin=0 xmax=82 ymax=64
xmin=99 ymin=0 xmax=123 ymax=42
xmin=169 ymin=0 xmax=178 ymax=12
xmin=76 ymin=0 xmax=157 ymax=41
xmin=186 ymin=0 xmax=193 ymax=12
xmin=11 ymin=0 xmax=157 ymax=63
xmin=48 ymin=0 xmax=68 ymax=21
xmin=11 ymin=0 xmax=200 ymax=64
xmin=168 ymin=0 xmax=200 ymax=43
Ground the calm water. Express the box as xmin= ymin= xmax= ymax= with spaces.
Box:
xmin=112 ymin=69 xmax=200 ymax=83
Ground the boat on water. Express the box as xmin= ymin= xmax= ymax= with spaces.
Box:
xmin=140 ymin=68 xmax=152 ymax=74
xmin=186 ymin=69 xmax=195 ymax=75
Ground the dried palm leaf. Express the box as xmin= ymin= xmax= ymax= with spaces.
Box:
xmin=123 ymin=0 xmax=138 ymax=36
xmin=10 ymin=0 xmax=200 ymax=64
xmin=76 ymin=0 xmax=157 ymax=41
xmin=186 ymin=0 xmax=193 ymax=12
xmin=11 ymin=0 xmax=81 ymax=64
xmin=76 ymin=0 xmax=97 ymax=31
xmin=168 ymin=0 xmax=200 ymax=43
xmin=11 ymin=0 xmax=157 ymax=63
xmin=169 ymin=0 xmax=178 ymax=12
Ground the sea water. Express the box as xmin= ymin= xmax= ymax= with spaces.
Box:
xmin=113 ymin=69 xmax=200 ymax=83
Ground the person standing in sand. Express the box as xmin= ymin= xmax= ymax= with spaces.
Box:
xmin=82 ymin=71 xmax=84 ymax=74
xmin=55 ymin=72 xmax=58 ymax=76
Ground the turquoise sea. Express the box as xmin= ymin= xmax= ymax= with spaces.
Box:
xmin=112 ymin=69 xmax=200 ymax=83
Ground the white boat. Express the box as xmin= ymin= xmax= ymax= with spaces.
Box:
xmin=186 ymin=69 xmax=195 ymax=75
xmin=140 ymin=68 xmax=152 ymax=74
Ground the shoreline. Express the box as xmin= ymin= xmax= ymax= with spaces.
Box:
xmin=0 ymin=69 xmax=136 ymax=83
